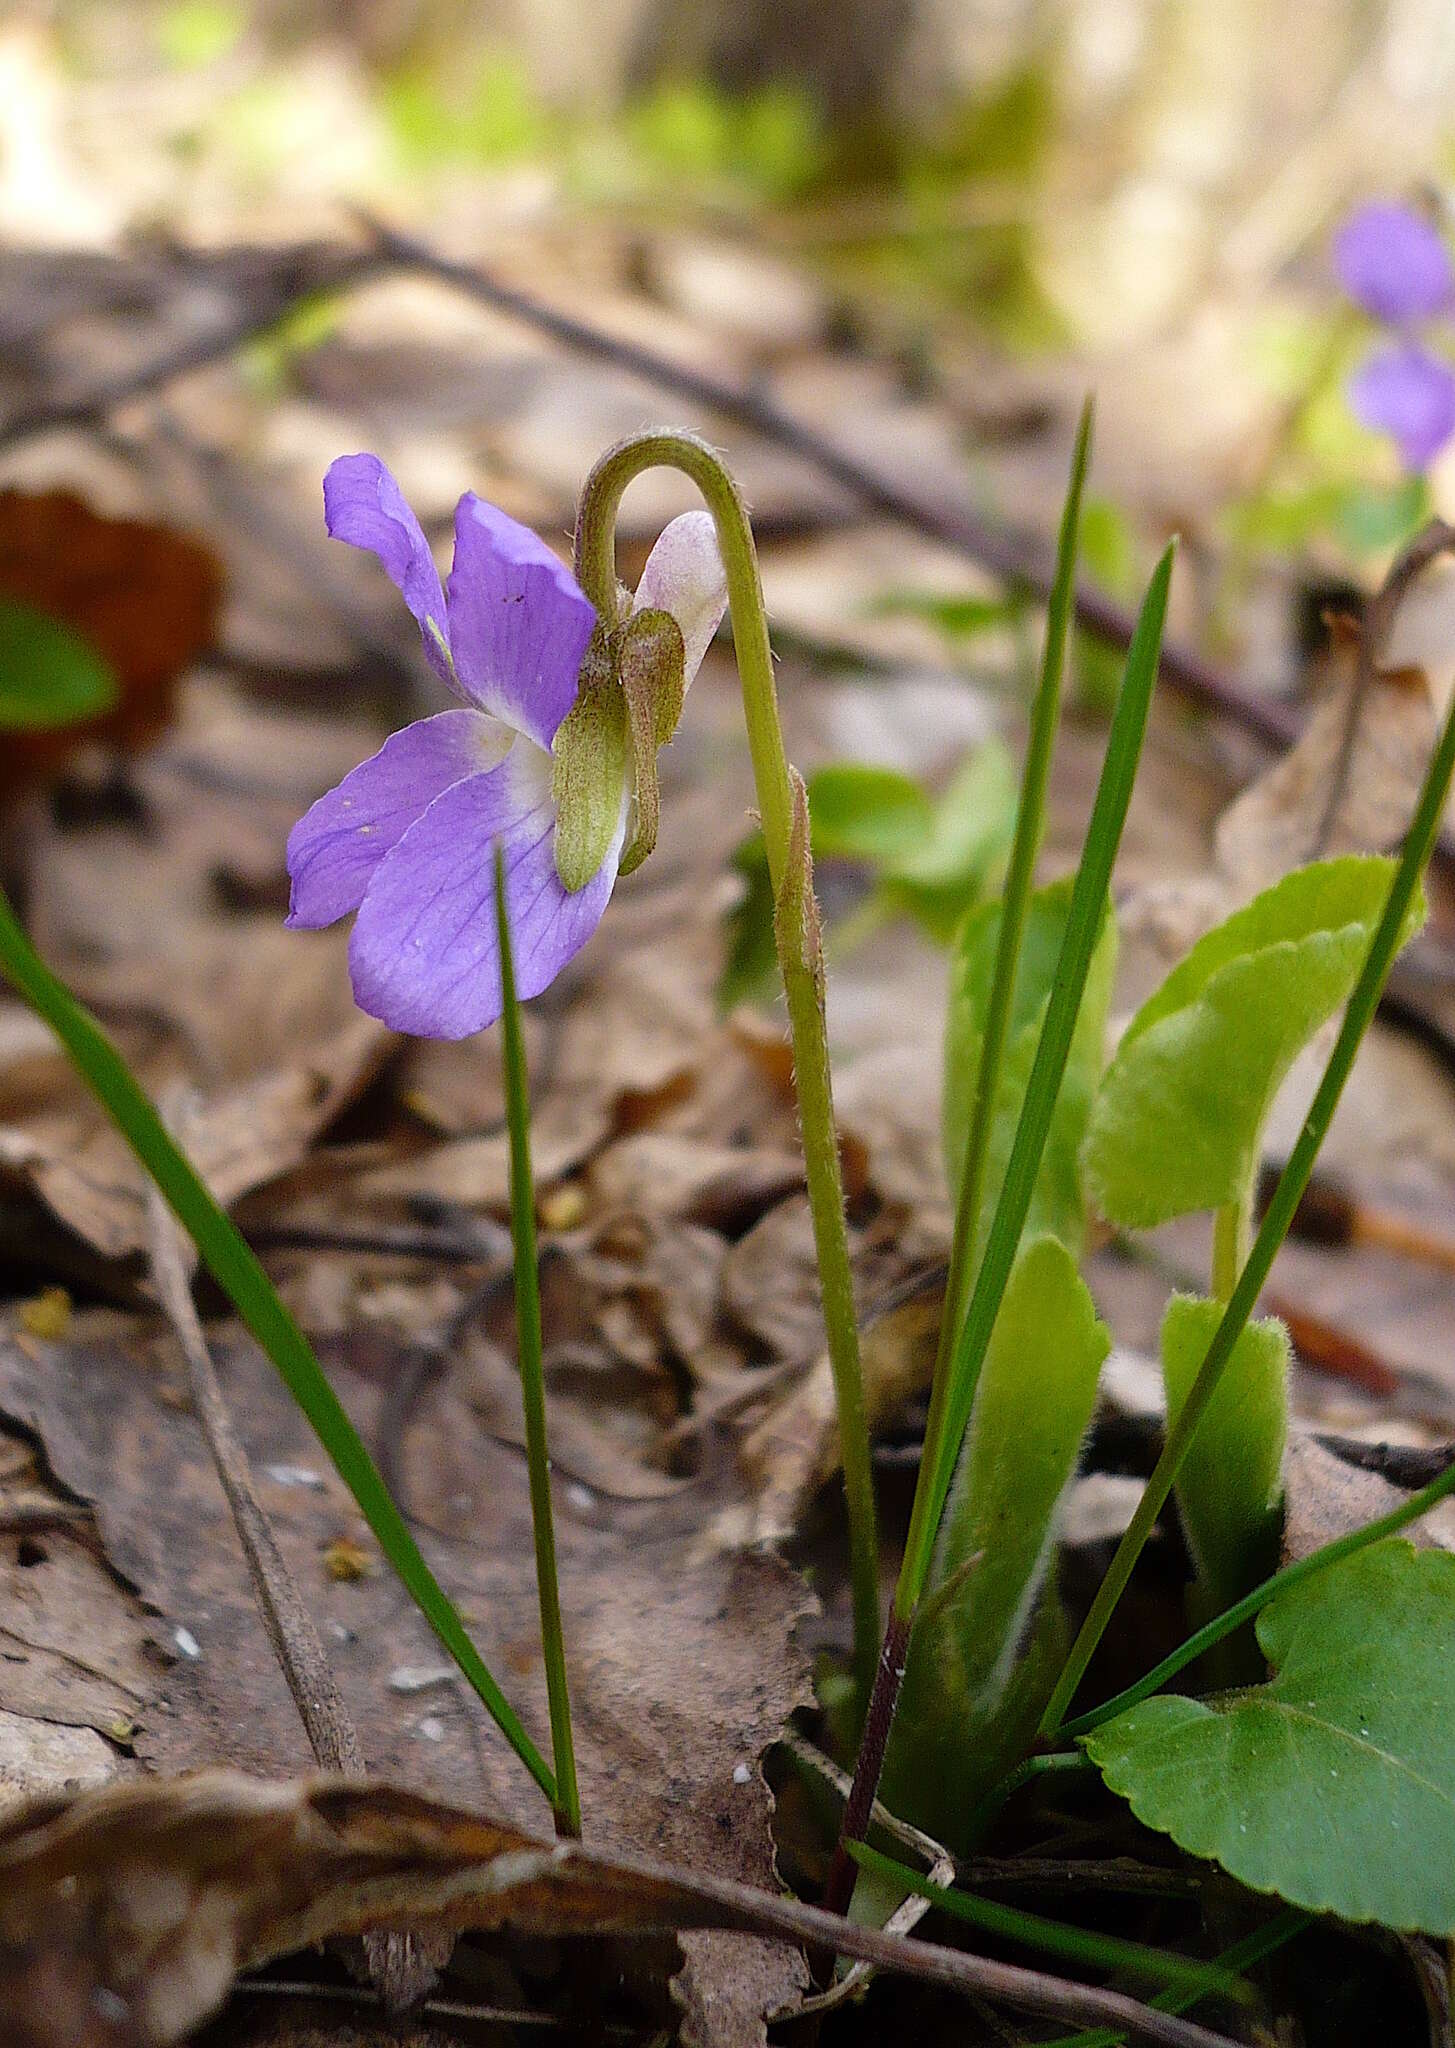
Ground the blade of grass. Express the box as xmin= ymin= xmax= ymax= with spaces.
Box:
xmin=1039 ymin=667 xmax=1455 ymax=1739
xmin=494 ymin=845 xmax=580 ymax=1839
xmin=0 ymin=884 xmax=556 ymax=1809
xmin=850 ymin=1842 xmax=1249 ymax=2001
xmin=903 ymin=538 xmax=1174 ymax=1610
xmin=823 ymin=541 xmax=1173 ymax=1915
xmin=933 ymin=396 xmax=1092 ymax=1373
xmin=1032 ymin=1909 xmax=1310 ymax=2048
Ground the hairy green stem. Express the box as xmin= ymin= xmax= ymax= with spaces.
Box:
xmin=1209 ymin=1195 xmax=1249 ymax=1306
xmin=495 ymin=848 xmax=580 ymax=1837
xmin=574 ymin=430 xmax=879 ymax=1713
xmin=1040 ymin=672 xmax=1455 ymax=1738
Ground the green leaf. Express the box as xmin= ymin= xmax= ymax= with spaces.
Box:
xmin=943 ymin=877 xmax=1117 ymax=1262
xmin=868 ymin=589 xmax=1021 ymax=641
xmin=1084 ymin=856 xmax=1424 ymax=1229
xmin=0 ymin=599 xmax=119 ymax=731
xmin=880 ymin=1236 xmax=1109 ymax=1847
xmin=805 ymin=762 xmax=933 ymax=863
xmin=881 ymin=740 xmax=1018 ymax=940
xmin=1161 ymin=1296 xmax=1288 ymax=1616
xmin=1086 ymin=1541 xmax=1455 ymax=1933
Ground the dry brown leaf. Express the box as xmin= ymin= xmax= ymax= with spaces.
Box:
xmin=0 ymin=1769 xmax=1245 ymax=2048
xmin=0 ymin=1313 xmax=813 ymax=2042
xmin=715 ymin=1267 xmax=944 ymax=1552
xmin=0 ymin=490 xmax=222 ymax=795
xmin=1215 ymin=624 xmax=1438 ymax=891
xmin=1280 ymin=1434 xmax=1455 ymax=1564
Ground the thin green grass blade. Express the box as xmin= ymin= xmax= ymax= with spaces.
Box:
xmin=494 ymin=846 xmax=580 ymax=1837
xmin=1033 ymin=1909 xmax=1310 ymax=2048
xmin=898 ymin=541 xmax=1174 ymax=1612
xmin=0 ymin=884 xmax=556 ymax=1808
xmin=937 ymin=396 xmax=1092 ymax=1355
xmin=1040 ymin=672 xmax=1455 ymax=1739
xmin=849 ymin=1842 xmax=1249 ymax=2000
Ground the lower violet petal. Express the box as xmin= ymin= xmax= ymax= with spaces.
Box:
xmin=347 ymin=742 xmax=623 ymax=1038
xmin=1349 ymin=343 xmax=1455 ymax=472
xmin=286 ymin=710 xmax=509 ymax=930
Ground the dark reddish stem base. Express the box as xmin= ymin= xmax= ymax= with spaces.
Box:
xmin=822 ymin=1608 xmax=913 ymax=1918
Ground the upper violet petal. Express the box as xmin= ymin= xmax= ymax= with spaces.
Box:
xmin=324 ymin=454 xmax=454 ymax=688
xmin=1349 ymin=342 xmax=1455 ymax=471
xmin=347 ymin=742 xmax=623 ymax=1038
xmin=1334 ymin=201 xmax=1455 ymax=324
xmin=285 ymin=708 xmax=509 ymax=930
xmin=633 ymin=509 xmax=728 ymax=691
xmin=445 ymin=495 xmax=596 ymax=748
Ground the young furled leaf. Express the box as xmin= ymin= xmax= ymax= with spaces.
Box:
xmin=1083 ymin=855 xmax=1424 ymax=1230
xmin=1085 ymin=1541 xmax=1455 ymax=1933
xmin=943 ymin=876 xmax=1117 ymax=1263
xmin=1161 ymin=1296 xmax=1290 ymax=1625
xmin=878 ymin=1235 xmax=1110 ymax=1849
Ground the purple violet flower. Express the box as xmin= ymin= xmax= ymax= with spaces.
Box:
xmin=1334 ymin=199 xmax=1455 ymax=471
xmin=286 ymin=454 xmax=726 ymax=1038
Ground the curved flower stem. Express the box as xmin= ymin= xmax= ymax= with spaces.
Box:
xmin=576 ymin=430 xmax=879 ymax=1715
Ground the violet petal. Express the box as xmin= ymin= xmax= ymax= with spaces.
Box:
xmin=324 ymin=454 xmax=455 ymax=689
xmin=1349 ymin=341 xmax=1455 ymax=471
xmin=285 ymin=709 xmax=510 ymax=929
xmin=445 ymin=495 xmax=597 ymax=748
xmin=1334 ymin=201 xmax=1455 ymax=324
xmin=348 ymin=742 xmax=623 ymax=1038
xmin=633 ymin=509 xmax=728 ymax=689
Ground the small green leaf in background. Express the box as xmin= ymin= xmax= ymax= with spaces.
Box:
xmin=869 ymin=588 xmax=1023 ymax=643
xmin=943 ymin=875 xmax=1117 ymax=1262
xmin=1085 ymin=1541 xmax=1455 ymax=1933
xmin=879 ymin=740 xmax=1018 ymax=941
xmin=879 ymin=1235 xmax=1110 ymax=1848
xmin=0 ymin=598 xmax=119 ymax=732
xmin=1084 ymin=855 xmax=1423 ymax=1230
xmin=805 ymin=761 xmax=934 ymax=862
xmin=1162 ymin=1296 xmax=1289 ymax=1621
xmin=716 ymin=742 xmax=1017 ymax=1007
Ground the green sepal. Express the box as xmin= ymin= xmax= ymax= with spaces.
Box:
xmin=616 ymin=605 xmax=685 ymax=878
xmin=551 ymin=629 xmax=628 ymax=893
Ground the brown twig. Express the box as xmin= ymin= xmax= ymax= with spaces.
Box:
xmin=142 ymin=1092 xmax=432 ymax=2008
xmin=363 ymin=216 xmax=1296 ymax=745
xmin=0 ymin=245 xmax=382 ymax=456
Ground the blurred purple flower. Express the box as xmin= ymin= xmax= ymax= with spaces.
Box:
xmin=286 ymin=455 xmax=725 ymax=1038
xmin=1335 ymin=199 xmax=1455 ymax=471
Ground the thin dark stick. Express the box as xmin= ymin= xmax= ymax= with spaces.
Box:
xmin=366 ymin=216 xmax=1295 ymax=748
xmin=143 ymin=1097 xmax=431 ymax=2009
xmin=0 ymin=246 xmax=382 ymax=455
